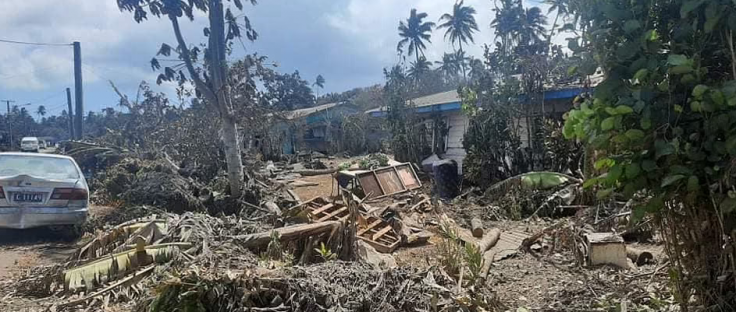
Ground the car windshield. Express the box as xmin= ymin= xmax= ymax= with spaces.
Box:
xmin=0 ymin=156 xmax=79 ymax=179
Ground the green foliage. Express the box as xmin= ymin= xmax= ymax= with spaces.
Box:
xmin=397 ymin=9 xmax=436 ymax=63
xmin=563 ymin=0 xmax=736 ymax=215
xmin=314 ymin=242 xmax=337 ymax=262
xmin=560 ymin=0 xmax=736 ymax=307
xmin=383 ymin=65 xmax=433 ymax=163
xmin=358 ymin=153 xmax=389 ymax=169
xmin=463 ymin=243 xmax=484 ymax=285
xmin=461 ymin=81 xmax=526 ymax=187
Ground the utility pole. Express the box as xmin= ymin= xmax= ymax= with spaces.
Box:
xmin=65 ymin=88 xmax=74 ymax=139
xmin=73 ymin=41 xmax=83 ymax=139
xmin=1 ymin=100 xmax=15 ymax=149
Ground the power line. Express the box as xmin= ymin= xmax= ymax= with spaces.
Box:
xmin=0 ymin=39 xmax=72 ymax=47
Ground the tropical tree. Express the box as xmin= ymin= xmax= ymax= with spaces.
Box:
xmin=408 ymin=57 xmax=432 ymax=82
xmin=397 ymin=9 xmax=435 ymax=63
xmin=435 ymin=52 xmax=461 ymax=80
xmin=314 ymin=74 xmax=325 ymax=89
xmin=438 ymin=0 xmax=478 ymax=79
xmin=36 ymin=105 xmax=46 ymax=119
xmin=116 ymin=0 xmax=260 ymax=198
xmin=313 ymin=74 xmax=325 ymax=97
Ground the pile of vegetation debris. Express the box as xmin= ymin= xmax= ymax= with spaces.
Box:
xmin=1 ymin=198 xmax=501 ymax=312
xmin=63 ymin=141 xmax=296 ymax=217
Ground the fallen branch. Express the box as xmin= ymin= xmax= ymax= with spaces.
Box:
xmin=291 ymin=168 xmax=338 ymax=176
xmin=476 ymin=228 xmax=500 ymax=252
xmin=233 ymin=221 xmax=342 ymax=249
xmin=521 ymin=220 xmax=567 ymax=251
xmin=477 ymin=229 xmax=501 ymax=279
xmin=471 ymin=218 xmax=484 ymax=238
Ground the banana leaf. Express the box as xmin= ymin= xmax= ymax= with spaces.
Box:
xmin=76 ymin=220 xmax=168 ymax=261
xmin=64 ymin=242 xmax=189 ymax=292
xmin=484 ymin=172 xmax=582 ymax=200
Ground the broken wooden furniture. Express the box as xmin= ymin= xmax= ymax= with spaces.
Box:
xmin=290 ymin=197 xmax=401 ymax=253
xmin=335 ymin=163 xmax=421 ymax=199
xmin=357 ymin=216 xmax=401 ymax=253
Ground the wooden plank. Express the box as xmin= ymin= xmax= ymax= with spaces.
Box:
xmin=372 ymin=171 xmax=387 ymax=196
xmin=310 ymin=203 xmax=334 ymax=216
xmin=317 ymin=207 xmax=348 ymax=222
xmin=376 ymin=169 xmax=404 ymax=195
xmin=372 ymin=225 xmax=393 ymax=241
xmin=358 ymin=219 xmax=382 ymax=236
xmin=358 ymin=174 xmax=383 ymax=198
xmin=392 ymin=166 xmax=407 ymax=190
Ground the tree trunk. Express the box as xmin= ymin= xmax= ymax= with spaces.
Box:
xmin=222 ymin=116 xmax=245 ymax=197
xmin=459 ymin=41 xmax=467 ymax=81
xmin=208 ymin=0 xmax=245 ymax=197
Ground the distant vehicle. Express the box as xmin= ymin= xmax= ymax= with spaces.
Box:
xmin=0 ymin=153 xmax=88 ymax=230
xmin=20 ymin=137 xmax=40 ymax=152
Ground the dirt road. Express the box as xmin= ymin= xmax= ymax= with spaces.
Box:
xmin=0 ymin=204 xmax=111 ymax=280
xmin=0 ymin=228 xmax=77 ymax=279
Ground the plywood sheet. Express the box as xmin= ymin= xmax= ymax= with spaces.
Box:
xmin=358 ymin=174 xmax=383 ymax=197
xmin=376 ymin=169 xmax=404 ymax=195
xmin=396 ymin=165 xmax=419 ymax=189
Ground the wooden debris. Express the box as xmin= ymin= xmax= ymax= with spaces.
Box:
xmin=584 ymin=233 xmax=630 ymax=269
xmin=291 ymin=168 xmax=338 ymax=176
xmin=234 ymin=221 xmax=342 ymax=248
xmin=287 ymin=189 xmax=301 ymax=203
xmin=626 ymin=247 xmax=654 ymax=266
xmin=471 ymin=218 xmax=484 ymax=238
xmin=264 ymin=201 xmax=282 ymax=216
xmin=354 ymin=163 xmax=422 ymax=199
xmin=357 ymin=215 xmax=400 ymax=253
xmin=477 ymin=228 xmax=501 ymax=252
xmin=289 ymin=181 xmax=319 ymax=187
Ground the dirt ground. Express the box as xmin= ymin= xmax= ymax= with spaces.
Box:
xmin=0 ymin=204 xmax=112 ymax=280
xmin=291 ymin=173 xmax=338 ymax=201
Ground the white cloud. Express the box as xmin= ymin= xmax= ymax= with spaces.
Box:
xmin=325 ymin=0 xmax=495 ymax=66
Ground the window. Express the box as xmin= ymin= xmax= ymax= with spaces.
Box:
xmin=0 ymin=156 xmax=79 ymax=179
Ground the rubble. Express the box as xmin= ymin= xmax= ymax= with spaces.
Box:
xmin=0 ymin=151 xmax=677 ymax=312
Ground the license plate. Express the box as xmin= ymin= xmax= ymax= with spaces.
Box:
xmin=13 ymin=193 xmax=43 ymax=203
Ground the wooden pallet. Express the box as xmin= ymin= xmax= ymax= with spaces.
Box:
xmin=296 ymin=197 xmax=399 ymax=253
xmin=300 ymin=198 xmax=352 ymax=222
xmin=357 ymin=216 xmax=400 ymax=253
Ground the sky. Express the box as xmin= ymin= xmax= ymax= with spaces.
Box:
xmin=0 ymin=0 xmax=552 ymax=117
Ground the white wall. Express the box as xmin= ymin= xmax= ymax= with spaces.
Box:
xmin=441 ymin=111 xmax=469 ymax=174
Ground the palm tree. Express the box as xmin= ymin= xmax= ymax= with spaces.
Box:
xmin=36 ymin=105 xmax=46 ymax=119
xmin=408 ymin=57 xmax=432 ymax=82
xmin=313 ymin=74 xmax=325 ymax=97
xmin=454 ymin=50 xmax=470 ymax=76
xmin=313 ymin=74 xmax=325 ymax=89
xmin=435 ymin=53 xmax=461 ymax=79
xmin=397 ymin=9 xmax=435 ymax=64
xmin=437 ymin=0 xmax=478 ymax=79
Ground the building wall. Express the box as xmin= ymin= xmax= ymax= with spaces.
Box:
xmin=442 ymin=111 xmax=469 ymax=174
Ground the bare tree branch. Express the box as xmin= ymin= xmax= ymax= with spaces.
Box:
xmin=168 ymin=13 xmax=218 ymax=105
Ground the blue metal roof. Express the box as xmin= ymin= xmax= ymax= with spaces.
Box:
xmin=368 ymin=87 xmax=585 ymax=117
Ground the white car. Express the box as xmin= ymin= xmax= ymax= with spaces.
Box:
xmin=0 ymin=153 xmax=88 ymax=229
xmin=20 ymin=137 xmax=40 ymax=152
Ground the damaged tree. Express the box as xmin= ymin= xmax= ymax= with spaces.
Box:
xmin=117 ymin=0 xmax=258 ymax=198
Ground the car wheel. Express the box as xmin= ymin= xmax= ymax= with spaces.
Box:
xmin=50 ymin=225 xmax=82 ymax=241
